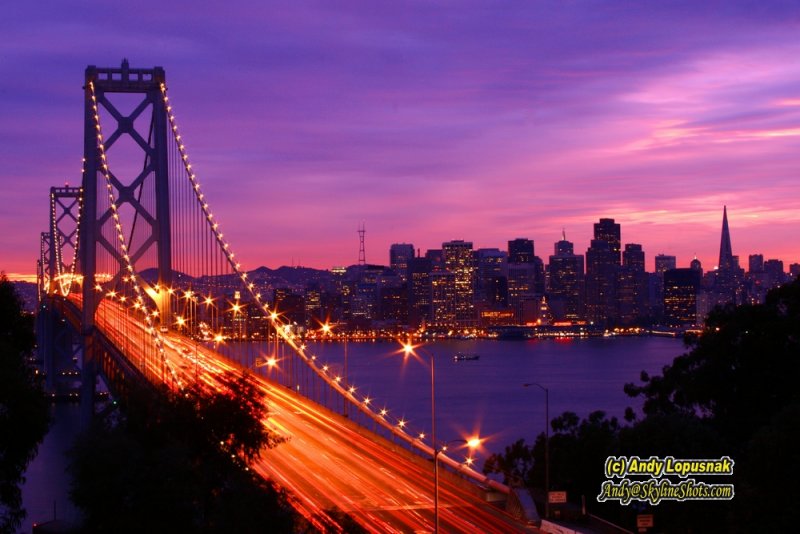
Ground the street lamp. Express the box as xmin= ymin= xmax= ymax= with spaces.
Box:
xmin=253 ymin=355 xmax=278 ymax=380
xmin=433 ymin=438 xmax=481 ymax=532
xmin=523 ymin=382 xmax=550 ymax=519
xmin=322 ymin=322 xmax=351 ymax=417
xmin=402 ymin=341 xmax=443 ymax=532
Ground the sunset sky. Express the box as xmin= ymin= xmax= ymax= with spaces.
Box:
xmin=2 ymin=1 xmax=799 ymax=280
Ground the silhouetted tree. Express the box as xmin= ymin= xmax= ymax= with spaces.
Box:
xmin=483 ymin=438 xmax=535 ymax=487
xmin=69 ymin=371 xmax=293 ymax=532
xmin=0 ymin=274 xmax=50 ymax=533
xmin=625 ymin=279 xmax=800 ymax=448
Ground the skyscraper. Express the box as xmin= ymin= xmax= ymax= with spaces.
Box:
xmin=389 ymin=243 xmax=415 ymax=284
xmin=763 ymin=259 xmax=785 ymax=289
xmin=655 ymin=254 xmax=676 ymax=274
xmin=507 ymin=237 xmax=545 ymax=321
xmin=586 ymin=236 xmax=619 ymax=325
xmin=548 ymin=234 xmax=585 ymax=322
xmin=718 ymin=206 xmax=735 ymax=271
xmin=430 ymin=271 xmax=456 ymax=327
xmin=712 ymin=206 xmax=744 ymax=305
xmin=425 ymin=249 xmax=443 ymax=271
xmin=651 ymin=254 xmax=677 ymax=321
xmin=508 ymin=238 xmax=534 ymax=264
xmin=507 ymin=263 xmax=537 ymax=322
xmin=748 ymin=254 xmax=764 ymax=274
xmin=622 ymin=243 xmax=645 ymax=272
xmin=443 ymin=240 xmax=476 ymax=327
xmin=475 ymin=248 xmax=508 ymax=307
xmin=407 ymin=256 xmax=432 ymax=329
xmin=617 ymin=243 xmax=646 ymax=325
xmin=594 ymin=218 xmax=621 ymax=264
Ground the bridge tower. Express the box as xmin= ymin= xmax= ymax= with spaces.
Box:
xmin=38 ymin=187 xmax=83 ymax=394
xmin=80 ymin=60 xmax=173 ymax=418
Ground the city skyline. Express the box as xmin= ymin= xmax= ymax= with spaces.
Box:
xmin=3 ymin=2 xmax=800 ymax=280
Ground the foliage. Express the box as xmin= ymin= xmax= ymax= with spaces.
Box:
xmin=483 ymin=438 xmax=534 ymax=487
xmin=625 ymin=279 xmax=800 ymax=448
xmin=729 ymin=402 xmax=800 ymax=533
xmin=68 ymin=371 xmax=294 ymax=532
xmin=0 ymin=274 xmax=51 ymax=533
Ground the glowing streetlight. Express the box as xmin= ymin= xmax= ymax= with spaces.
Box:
xmin=253 ymin=355 xmax=278 ymax=379
xmin=433 ymin=437 xmax=481 ymax=532
xmin=401 ymin=341 xmax=440 ymax=532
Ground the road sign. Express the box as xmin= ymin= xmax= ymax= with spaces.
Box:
xmin=637 ymin=514 xmax=654 ymax=528
xmin=548 ymin=491 xmax=567 ymax=504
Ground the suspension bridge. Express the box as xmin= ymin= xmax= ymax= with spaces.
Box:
xmin=35 ymin=61 xmax=534 ymax=533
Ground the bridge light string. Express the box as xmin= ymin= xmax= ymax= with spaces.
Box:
xmin=50 ymin=183 xmax=83 ymax=298
xmin=65 ymin=182 xmax=84 ymax=296
xmin=88 ymin=80 xmax=182 ymax=390
xmin=159 ymin=84 xmax=478 ymax=458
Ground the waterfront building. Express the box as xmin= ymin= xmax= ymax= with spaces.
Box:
xmin=652 ymin=254 xmax=677 ymax=319
xmin=507 ymin=238 xmax=545 ymax=322
xmin=475 ymin=248 xmax=508 ymax=307
xmin=664 ymin=268 xmax=701 ymax=326
xmin=273 ymin=288 xmax=305 ymax=327
xmin=380 ymin=286 xmax=408 ymax=325
xmin=479 ymin=308 xmax=516 ymax=327
xmin=617 ymin=243 xmax=646 ymax=325
xmin=430 ymin=270 xmax=456 ymax=328
xmin=585 ymin=239 xmax=618 ymax=325
xmin=345 ymin=265 xmax=401 ymax=324
xmin=407 ymin=256 xmax=432 ymax=329
xmin=507 ymin=262 xmax=537 ymax=322
xmin=304 ymin=286 xmax=323 ymax=328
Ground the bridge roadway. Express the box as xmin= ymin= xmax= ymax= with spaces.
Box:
xmin=79 ymin=298 xmax=536 ymax=533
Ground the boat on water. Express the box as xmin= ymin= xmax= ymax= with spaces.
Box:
xmin=453 ymin=353 xmax=480 ymax=361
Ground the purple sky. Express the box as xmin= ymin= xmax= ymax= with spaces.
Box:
xmin=3 ymin=1 xmax=800 ymax=280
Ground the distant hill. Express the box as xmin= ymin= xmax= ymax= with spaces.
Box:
xmin=11 ymin=281 xmax=38 ymax=313
xmin=135 ymin=265 xmax=336 ymax=289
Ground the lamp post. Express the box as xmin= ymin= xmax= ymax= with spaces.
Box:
xmin=321 ymin=322 xmax=349 ymax=417
xmin=253 ymin=355 xmax=277 ymax=379
xmin=523 ymin=382 xmax=550 ymax=519
xmin=402 ymin=342 xmax=439 ymax=532
xmin=343 ymin=327 xmax=349 ymax=418
xmin=433 ymin=437 xmax=480 ymax=532
xmin=326 ymin=322 xmax=350 ymax=418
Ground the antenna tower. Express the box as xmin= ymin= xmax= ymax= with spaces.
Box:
xmin=358 ymin=223 xmax=366 ymax=265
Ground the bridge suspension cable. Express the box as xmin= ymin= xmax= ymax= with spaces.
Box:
xmin=71 ymin=66 xmax=493 ymax=488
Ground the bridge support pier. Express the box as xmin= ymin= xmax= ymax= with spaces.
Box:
xmin=80 ymin=331 xmax=97 ymax=426
xmin=37 ymin=301 xmax=81 ymax=398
